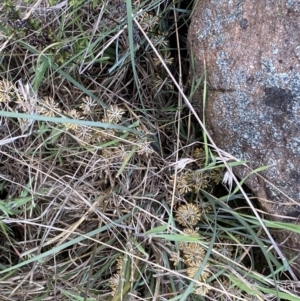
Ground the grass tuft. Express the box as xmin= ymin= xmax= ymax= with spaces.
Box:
xmin=0 ymin=0 xmax=299 ymax=300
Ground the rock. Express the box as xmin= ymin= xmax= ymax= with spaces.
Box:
xmin=188 ymin=0 xmax=300 ymax=276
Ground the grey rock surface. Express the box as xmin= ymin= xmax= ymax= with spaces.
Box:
xmin=188 ymin=0 xmax=300 ymax=275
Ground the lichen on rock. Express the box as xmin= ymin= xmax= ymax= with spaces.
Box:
xmin=188 ymin=0 xmax=300 ymax=276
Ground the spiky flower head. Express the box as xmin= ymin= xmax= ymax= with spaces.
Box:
xmin=0 ymin=79 xmax=14 ymax=103
xmin=109 ymin=273 xmax=120 ymax=296
xmin=137 ymin=140 xmax=154 ymax=157
xmin=116 ymin=255 xmax=124 ymax=273
xmin=197 ymin=200 xmax=212 ymax=214
xmin=214 ymin=241 xmax=234 ymax=258
xmin=73 ymin=126 xmax=94 ymax=145
xmin=178 ymin=228 xmax=202 ymax=250
xmin=154 ymin=75 xmax=173 ymax=90
xmin=37 ymin=96 xmax=61 ymax=117
xmin=151 ymin=31 xmax=168 ymax=48
xmin=170 ymin=174 xmax=190 ymax=194
xmin=106 ymin=105 xmax=125 ymax=123
xmin=64 ymin=109 xmax=84 ymax=131
xmin=170 ymin=171 xmax=209 ymax=194
xmin=140 ymin=12 xmax=159 ymax=31
xmin=194 ymin=282 xmax=210 ymax=297
xmin=187 ymin=264 xmax=210 ymax=282
xmin=183 ymin=227 xmax=201 ymax=238
xmin=176 ymin=203 xmax=202 ymax=227
xmin=153 ymin=53 xmax=174 ymax=66
xmin=182 ymin=243 xmax=205 ymax=267
xmin=193 ymin=147 xmax=206 ymax=167
xmin=93 ymin=127 xmax=116 ymax=142
xmin=79 ymin=96 xmax=98 ymax=115
xmin=170 ymin=252 xmax=182 ymax=266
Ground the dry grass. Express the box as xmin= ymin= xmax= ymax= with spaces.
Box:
xmin=0 ymin=0 xmax=299 ymax=300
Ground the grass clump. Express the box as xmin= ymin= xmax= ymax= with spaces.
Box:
xmin=0 ymin=0 xmax=299 ymax=301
